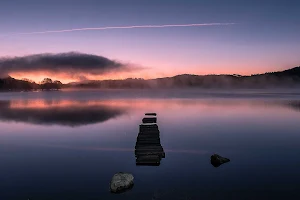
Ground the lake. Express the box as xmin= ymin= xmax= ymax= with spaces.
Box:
xmin=1 ymin=89 xmax=300 ymax=200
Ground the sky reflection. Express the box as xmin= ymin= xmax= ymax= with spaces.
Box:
xmin=1 ymin=96 xmax=300 ymax=199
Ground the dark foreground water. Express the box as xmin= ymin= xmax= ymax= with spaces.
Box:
xmin=1 ymin=89 xmax=300 ymax=200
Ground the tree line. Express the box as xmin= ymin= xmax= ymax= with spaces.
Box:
xmin=0 ymin=77 xmax=63 ymax=91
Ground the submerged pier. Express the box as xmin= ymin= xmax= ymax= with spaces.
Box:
xmin=135 ymin=113 xmax=165 ymax=166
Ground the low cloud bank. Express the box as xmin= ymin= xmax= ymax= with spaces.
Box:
xmin=0 ymin=52 xmax=139 ymax=79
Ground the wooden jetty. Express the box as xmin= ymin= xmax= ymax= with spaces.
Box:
xmin=135 ymin=113 xmax=165 ymax=166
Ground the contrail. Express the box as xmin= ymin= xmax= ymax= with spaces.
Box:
xmin=1 ymin=23 xmax=235 ymax=37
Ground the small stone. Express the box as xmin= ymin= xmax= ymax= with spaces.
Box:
xmin=110 ymin=172 xmax=134 ymax=193
xmin=211 ymin=154 xmax=230 ymax=167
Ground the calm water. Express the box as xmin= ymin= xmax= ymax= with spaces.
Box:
xmin=1 ymin=89 xmax=300 ymax=200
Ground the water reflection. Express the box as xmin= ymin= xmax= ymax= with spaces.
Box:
xmin=0 ymin=100 xmax=126 ymax=127
xmin=1 ymin=95 xmax=300 ymax=199
xmin=1 ymin=98 xmax=300 ymax=127
xmin=283 ymin=101 xmax=300 ymax=112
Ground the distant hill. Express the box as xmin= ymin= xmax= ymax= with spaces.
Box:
xmin=2 ymin=66 xmax=300 ymax=91
xmin=66 ymin=66 xmax=300 ymax=89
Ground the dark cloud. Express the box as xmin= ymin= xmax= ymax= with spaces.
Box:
xmin=0 ymin=52 xmax=132 ymax=76
xmin=0 ymin=100 xmax=126 ymax=127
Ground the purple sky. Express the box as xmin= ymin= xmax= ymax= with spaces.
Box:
xmin=0 ymin=0 xmax=300 ymax=82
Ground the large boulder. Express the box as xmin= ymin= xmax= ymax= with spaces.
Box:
xmin=110 ymin=172 xmax=134 ymax=193
xmin=211 ymin=154 xmax=230 ymax=167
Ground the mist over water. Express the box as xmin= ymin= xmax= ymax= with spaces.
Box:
xmin=2 ymin=88 xmax=300 ymax=101
xmin=1 ymin=89 xmax=300 ymax=199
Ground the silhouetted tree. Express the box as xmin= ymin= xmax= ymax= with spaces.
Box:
xmin=41 ymin=78 xmax=53 ymax=84
xmin=22 ymin=78 xmax=35 ymax=83
xmin=40 ymin=78 xmax=62 ymax=90
xmin=53 ymin=80 xmax=63 ymax=90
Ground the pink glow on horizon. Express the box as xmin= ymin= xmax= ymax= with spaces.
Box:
xmin=2 ymin=38 xmax=300 ymax=83
xmin=1 ymin=32 xmax=300 ymax=83
xmin=8 ymin=63 xmax=292 ymax=84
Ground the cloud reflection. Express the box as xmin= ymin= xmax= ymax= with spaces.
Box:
xmin=0 ymin=100 xmax=126 ymax=127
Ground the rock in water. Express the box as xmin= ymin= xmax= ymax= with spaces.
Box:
xmin=211 ymin=154 xmax=230 ymax=167
xmin=110 ymin=172 xmax=134 ymax=193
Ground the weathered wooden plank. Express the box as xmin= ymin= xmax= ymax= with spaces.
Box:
xmin=136 ymin=142 xmax=161 ymax=145
xmin=136 ymin=139 xmax=160 ymax=143
xmin=139 ymin=129 xmax=159 ymax=132
xmin=137 ymin=138 xmax=160 ymax=141
xmin=136 ymin=155 xmax=161 ymax=165
xmin=139 ymin=130 xmax=160 ymax=134
xmin=137 ymin=155 xmax=160 ymax=160
xmin=136 ymin=161 xmax=160 ymax=166
xmin=135 ymin=149 xmax=163 ymax=153
xmin=137 ymin=135 xmax=159 ymax=138
xmin=136 ymin=141 xmax=161 ymax=145
xmin=137 ymin=145 xmax=161 ymax=149
xmin=138 ymin=132 xmax=159 ymax=138
xmin=136 ymin=143 xmax=161 ymax=147
xmin=139 ymin=127 xmax=160 ymax=134
xmin=139 ymin=132 xmax=159 ymax=136
xmin=139 ymin=127 xmax=159 ymax=129
xmin=137 ymin=134 xmax=160 ymax=138
xmin=136 ymin=148 xmax=162 ymax=151
xmin=139 ymin=129 xmax=159 ymax=133
xmin=135 ymin=145 xmax=163 ymax=150
xmin=142 ymin=117 xmax=157 ymax=123
xmin=138 ymin=134 xmax=159 ymax=137
xmin=140 ymin=123 xmax=158 ymax=127
xmin=139 ymin=124 xmax=158 ymax=129
xmin=136 ymin=139 xmax=161 ymax=144
xmin=137 ymin=139 xmax=160 ymax=142
xmin=137 ymin=135 xmax=160 ymax=139
xmin=139 ymin=133 xmax=160 ymax=136
xmin=135 ymin=146 xmax=163 ymax=149
xmin=138 ymin=135 xmax=160 ymax=139
xmin=135 ymin=151 xmax=164 ymax=156
xmin=139 ymin=127 xmax=158 ymax=130
xmin=145 ymin=113 xmax=157 ymax=116
xmin=139 ymin=130 xmax=159 ymax=134
xmin=136 ymin=140 xmax=160 ymax=143
xmin=135 ymin=151 xmax=165 ymax=157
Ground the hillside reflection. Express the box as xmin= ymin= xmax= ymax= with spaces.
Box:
xmin=0 ymin=100 xmax=126 ymax=127
xmin=1 ymin=98 xmax=300 ymax=127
